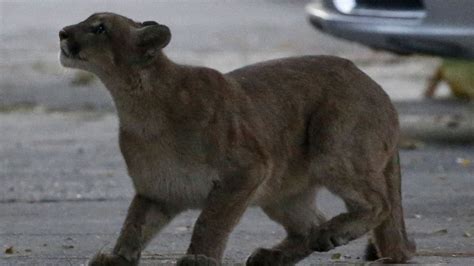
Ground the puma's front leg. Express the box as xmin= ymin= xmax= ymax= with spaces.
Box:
xmin=90 ymin=195 xmax=178 ymax=266
xmin=177 ymin=165 xmax=268 ymax=266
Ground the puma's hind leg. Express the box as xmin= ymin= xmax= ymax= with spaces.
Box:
xmin=307 ymin=156 xmax=393 ymax=254
xmin=247 ymin=187 xmax=326 ymax=266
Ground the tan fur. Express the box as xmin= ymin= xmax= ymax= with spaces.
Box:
xmin=60 ymin=13 xmax=415 ymax=266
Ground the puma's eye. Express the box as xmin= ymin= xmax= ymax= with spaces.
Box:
xmin=92 ymin=24 xmax=106 ymax=34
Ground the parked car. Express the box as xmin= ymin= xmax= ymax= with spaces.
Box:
xmin=306 ymin=0 xmax=474 ymax=59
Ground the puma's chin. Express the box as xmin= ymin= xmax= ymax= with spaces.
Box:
xmin=59 ymin=51 xmax=90 ymax=71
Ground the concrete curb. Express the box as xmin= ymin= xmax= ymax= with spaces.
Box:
xmin=394 ymin=99 xmax=474 ymax=143
xmin=401 ymin=115 xmax=474 ymax=143
xmin=0 ymin=100 xmax=472 ymax=143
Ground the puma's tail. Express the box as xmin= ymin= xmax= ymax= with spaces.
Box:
xmin=364 ymin=152 xmax=416 ymax=263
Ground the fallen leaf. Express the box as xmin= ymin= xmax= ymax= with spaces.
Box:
xmin=431 ymin=229 xmax=448 ymax=235
xmin=464 ymin=232 xmax=472 ymax=238
xmin=331 ymin=253 xmax=342 ymax=260
xmin=456 ymin=158 xmax=471 ymax=167
xmin=399 ymin=138 xmax=424 ymax=150
xmin=446 ymin=120 xmax=460 ymax=128
xmin=5 ymin=246 xmax=14 ymax=254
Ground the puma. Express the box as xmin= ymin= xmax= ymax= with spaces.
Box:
xmin=59 ymin=12 xmax=415 ymax=266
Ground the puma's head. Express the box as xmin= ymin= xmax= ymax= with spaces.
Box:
xmin=59 ymin=12 xmax=171 ymax=73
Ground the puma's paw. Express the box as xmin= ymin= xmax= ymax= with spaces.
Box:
xmin=177 ymin=254 xmax=219 ymax=266
xmin=88 ymin=253 xmax=136 ymax=266
xmin=246 ymin=248 xmax=289 ymax=266
xmin=310 ymin=229 xmax=351 ymax=252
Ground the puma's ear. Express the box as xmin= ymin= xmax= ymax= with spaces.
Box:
xmin=135 ymin=23 xmax=171 ymax=52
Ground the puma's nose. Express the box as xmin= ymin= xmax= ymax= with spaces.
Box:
xmin=59 ymin=29 xmax=69 ymax=41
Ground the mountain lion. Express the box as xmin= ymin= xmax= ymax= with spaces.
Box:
xmin=59 ymin=12 xmax=415 ymax=266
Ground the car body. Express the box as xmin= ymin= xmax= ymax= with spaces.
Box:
xmin=306 ymin=0 xmax=474 ymax=59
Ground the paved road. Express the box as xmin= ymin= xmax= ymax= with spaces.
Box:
xmin=1 ymin=1 xmax=473 ymax=265
xmin=0 ymin=111 xmax=473 ymax=265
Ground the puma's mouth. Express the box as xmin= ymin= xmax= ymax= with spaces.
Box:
xmin=60 ymin=42 xmax=86 ymax=61
xmin=60 ymin=46 xmax=71 ymax=58
xmin=59 ymin=43 xmax=88 ymax=69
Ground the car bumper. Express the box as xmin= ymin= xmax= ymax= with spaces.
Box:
xmin=307 ymin=0 xmax=474 ymax=59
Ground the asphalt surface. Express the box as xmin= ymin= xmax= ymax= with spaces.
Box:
xmin=0 ymin=111 xmax=473 ymax=265
xmin=1 ymin=0 xmax=473 ymax=265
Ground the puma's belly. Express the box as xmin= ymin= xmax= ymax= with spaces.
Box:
xmin=126 ymin=148 xmax=218 ymax=209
